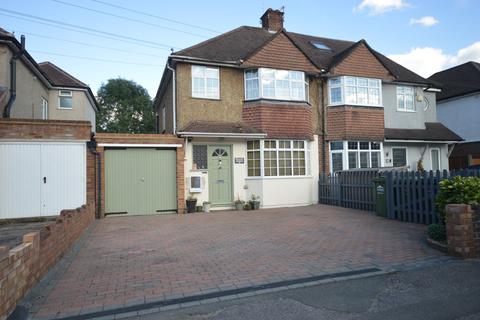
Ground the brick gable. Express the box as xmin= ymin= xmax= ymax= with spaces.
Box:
xmin=331 ymin=43 xmax=394 ymax=80
xmin=243 ymin=32 xmax=320 ymax=73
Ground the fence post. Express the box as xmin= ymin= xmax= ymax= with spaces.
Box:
xmin=385 ymin=172 xmax=394 ymax=219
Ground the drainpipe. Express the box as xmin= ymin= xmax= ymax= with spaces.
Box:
xmin=3 ymin=35 xmax=26 ymax=118
xmin=318 ymin=77 xmax=327 ymax=173
xmin=166 ymin=60 xmax=176 ymax=135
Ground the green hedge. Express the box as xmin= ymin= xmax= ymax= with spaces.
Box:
xmin=435 ymin=176 xmax=480 ymax=221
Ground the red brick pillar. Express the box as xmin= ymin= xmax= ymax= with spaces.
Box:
xmin=445 ymin=204 xmax=478 ymax=259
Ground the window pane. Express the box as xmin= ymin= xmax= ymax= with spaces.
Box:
xmin=397 ymin=94 xmax=404 ymax=110
xmin=247 ymin=140 xmax=260 ymax=150
xmin=206 ymin=68 xmax=218 ymax=79
xmin=345 ymin=86 xmax=356 ymax=104
xmin=405 ymin=94 xmax=414 ymax=111
xmin=330 ymin=87 xmax=342 ymax=103
xmin=360 ymin=142 xmax=369 ymax=150
xmin=329 ymin=78 xmax=341 ymax=86
xmin=397 ymin=86 xmax=404 ymax=94
xmin=330 ymin=141 xmax=343 ymax=150
xmin=263 ymin=150 xmax=278 ymax=176
xmin=247 ymin=150 xmax=261 ymax=176
xmin=192 ymin=145 xmax=208 ymax=169
xmin=192 ymin=78 xmax=205 ymax=97
xmin=357 ymin=87 xmax=368 ymax=104
xmin=431 ymin=149 xmax=440 ymax=171
xmin=348 ymin=141 xmax=358 ymax=150
xmin=368 ymin=88 xmax=380 ymax=105
xmin=246 ymin=78 xmax=259 ymax=99
xmin=59 ymin=96 xmax=72 ymax=108
xmin=276 ymin=79 xmax=290 ymax=99
xmin=192 ymin=66 xmax=204 ymax=77
xmin=293 ymin=150 xmax=305 ymax=175
xmin=291 ymin=81 xmax=305 ymax=100
xmin=245 ymin=70 xmax=258 ymax=79
xmin=206 ymin=78 xmax=219 ymax=98
xmin=371 ymin=152 xmax=380 ymax=168
xmin=279 ymin=150 xmax=292 ymax=176
xmin=345 ymin=77 xmax=356 ymax=85
xmin=264 ymin=140 xmax=276 ymax=149
xmin=368 ymin=79 xmax=379 ymax=87
xmin=290 ymin=71 xmax=303 ymax=80
xmin=279 ymin=140 xmax=291 ymax=148
xmin=348 ymin=152 xmax=357 ymax=169
xmin=357 ymin=78 xmax=368 ymax=86
xmin=332 ymin=153 xmax=343 ymax=172
xmin=293 ymin=141 xmax=305 ymax=149
xmin=360 ymin=152 xmax=369 ymax=168
xmin=392 ymin=148 xmax=407 ymax=167
xmin=371 ymin=142 xmax=381 ymax=150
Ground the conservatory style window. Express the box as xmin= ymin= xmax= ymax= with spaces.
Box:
xmin=244 ymin=68 xmax=308 ymax=101
xmin=328 ymin=76 xmax=382 ymax=107
xmin=247 ymin=140 xmax=309 ymax=177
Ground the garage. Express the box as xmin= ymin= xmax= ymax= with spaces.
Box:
xmin=104 ymin=148 xmax=177 ymax=215
xmin=0 ymin=142 xmax=86 ymax=219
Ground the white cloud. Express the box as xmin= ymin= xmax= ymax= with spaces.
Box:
xmin=388 ymin=42 xmax=480 ymax=77
xmin=354 ymin=0 xmax=410 ymax=15
xmin=409 ymin=16 xmax=439 ymax=27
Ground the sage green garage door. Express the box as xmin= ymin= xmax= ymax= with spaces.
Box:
xmin=105 ymin=148 xmax=177 ymax=215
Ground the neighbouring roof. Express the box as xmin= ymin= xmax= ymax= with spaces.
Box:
xmin=172 ymin=26 xmax=430 ymax=84
xmin=385 ymin=122 xmax=463 ymax=142
xmin=428 ymin=61 xmax=480 ymax=101
xmin=38 ymin=62 xmax=88 ymax=88
xmin=179 ymin=121 xmax=265 ymax=135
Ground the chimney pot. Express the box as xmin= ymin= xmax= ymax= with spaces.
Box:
xmin=260 ymin=8 xmax=284 ymax=33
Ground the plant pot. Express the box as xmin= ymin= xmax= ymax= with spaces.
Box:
xmin=186 ymin=199 xmax=197 ymax=213
xmin=234 ymin=202 xmax=243 ymax=211
xmin=250 ymin=200 xmax=260 ymax=210
xmin=243 ymin=203 xmax=251 ymax=210
xmin=203 ymin=203 xmax=211 ymax=213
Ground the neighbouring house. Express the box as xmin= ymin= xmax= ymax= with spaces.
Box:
xmin=0 ymin=27 xmax=97 ymax=128
xmin=428 ymin=61 xmax=480 ymax=169
xmin=154 ymin=8 xmax=461 ymax=210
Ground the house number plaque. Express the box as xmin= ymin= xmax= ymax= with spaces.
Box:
xmin=235 ymin=157 xmax=244 ymax=164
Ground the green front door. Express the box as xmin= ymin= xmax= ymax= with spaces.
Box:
xmin=105 ymin=148 xmax=177 ymax=215
xmin=207 ymin=145 xmax=233 ymax=205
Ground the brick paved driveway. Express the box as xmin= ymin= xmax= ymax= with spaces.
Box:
xmin=30 ymin=205 xmax=444 ymax=319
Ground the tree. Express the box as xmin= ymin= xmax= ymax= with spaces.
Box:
xmin=96 ymin=78 xmax=156 ymax=133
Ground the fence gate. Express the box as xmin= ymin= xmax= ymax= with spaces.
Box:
xmin=319 ymin=170 xmax=381 ymax=211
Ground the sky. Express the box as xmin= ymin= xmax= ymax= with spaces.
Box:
xmin=1 ymin=0 xmax=479 ymax=97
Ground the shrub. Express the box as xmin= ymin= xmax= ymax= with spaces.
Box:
xmin=435 ymin=176 xmax=480 ymax=221
xmin=427 ymin=224 xmax=446 ymax=242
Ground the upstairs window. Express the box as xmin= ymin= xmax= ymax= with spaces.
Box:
xmin=328 ymin=76 xmax=382 ymax=107
xmin=244 ymin=68 xmax=308 ymax=102
xmin=58 ymin=90 xmax=72 ymax=109
xmin=192 ymin=65 xmax=219 ymax=99
xmin=396 ymin=86 xmax=415 ymax=111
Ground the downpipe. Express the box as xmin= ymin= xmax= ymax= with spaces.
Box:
xmin=3 ymin=35 xmax=26 ymax=118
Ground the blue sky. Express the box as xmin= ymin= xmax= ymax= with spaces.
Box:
xmin=1 ymin=0 xmax=479 ymax=97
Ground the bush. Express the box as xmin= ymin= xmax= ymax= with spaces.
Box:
xmin=435 ymin=176 xmax=480 ymax=221
xmin=427 ymin=224 xmax=446 ymax=242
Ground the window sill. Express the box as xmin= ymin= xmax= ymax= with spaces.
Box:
xmin=328 ymin=103 xmax=383 ymax=108
xmin=396 ymin=109 xmax=416 ymax=113
xmin=191 ymin=96 xmax=220 ymax=101
xmin=246 ymin=175 xmax=312 ymax=180
xmin=57 ymin=107 xmax=73 ymax=110
xmin=244 ymin=98 xmax=311 ymax=106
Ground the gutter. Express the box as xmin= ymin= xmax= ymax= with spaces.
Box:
xmin=384 ymin=139 xmax=461 ymax=144
xmin=177 ymin=132 xmax=267 ymax=139
xmin=166 ymin=60 xmax=177 ymax=135
xmin=3 ymin=35 xmax=26 ymax=118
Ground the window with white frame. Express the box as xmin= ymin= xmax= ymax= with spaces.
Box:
xmin=41 ymin=97 xmax=48 ymax=120
xmin=329 ymin=141 xmax=382 ymax=173
xmin=244 ymin=68 xmax=308 ymax=101
xmin=328 ymin=76 xmax=381 ymax=107
xmin=192 ymin=65 xmax=219 ymax=99
xmin=396 ymin=86 xmax=415 ymax=111
xmin=247 ymin=140 xmax=308 ymax=177
xmin=392 ymin=147 xmax=407 ymax=167
xmin=58 ymin=90 xmax=72 ymax=109
xmin=431 ymin=148 xmax=440 ymax=171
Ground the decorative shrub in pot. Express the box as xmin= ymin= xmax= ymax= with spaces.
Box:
xmin=249 ymin=194 xmax=260 ymax=210
xmin=186 ymin=194 xmax=197 ymax=213
xmin=234 ymin=194 xmax=244 ymax=211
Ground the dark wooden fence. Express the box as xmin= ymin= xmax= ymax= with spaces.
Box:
xmin=384 ymin=169 xmax=480 ymax=224
xmin=319 ymin=169 xmax=480 ymax=224
xmin=319 ymin=170 xmax=381 ymax=211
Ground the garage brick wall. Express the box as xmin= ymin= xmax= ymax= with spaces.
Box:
xmin=94 ymin=133 xmax=185 ymax=217
xmin=0 ymin=119 xmax=91 ymax=140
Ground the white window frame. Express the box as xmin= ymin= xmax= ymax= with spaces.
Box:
xmin=328 ymin=76 xmax=382 ymax=107
xmin=329 ymin=141 xmax=383 ymax=174
xmin=191 ymin=65 xmax=220 ymax=100
xmin=392 ymin=147 xmax=408 ymax=168
xmin=396 ymin=86 xmax=415 ymax=112
xmin=246 ymin=140 xmax=309 ymax=178
xmin=244 ymin=68 xmax=309 ymax=102
xmin=58 ymin=90 xmax=73 ymax=109
xmin=41 ymin=97 xmax=48 ymax=120
xmin=430 ymin=147 xmax=441 ymax=171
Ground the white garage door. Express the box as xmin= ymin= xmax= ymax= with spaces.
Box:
xmin=0 ymin=142 xmax=86 ymax=219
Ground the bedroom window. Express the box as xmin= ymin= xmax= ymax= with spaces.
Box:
xmin=59 ymin=90 xmax=73 ymax=109
xmin=396 ymin=86 xmax=415 ymax=111
xmin=192 ymin=65 xmax=219 ymax=99
xmin=328 ymin=76 xmax=382 ymax=107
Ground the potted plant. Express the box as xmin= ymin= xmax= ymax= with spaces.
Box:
xmin=186 ymin=194 xmax=197 ymax=213
xmin=203 ymin=201 xmax=211 ymax=213
xmin=249 ymin=194 xmax=261 ymax=210
xmin=234 ymin=194 xmax=244 ymax=211
xmin=243 ymin=202 xmax=251 ymax=210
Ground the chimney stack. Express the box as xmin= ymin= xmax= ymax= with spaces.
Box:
xmin=260 ymin=8 xmax=284 ymax=33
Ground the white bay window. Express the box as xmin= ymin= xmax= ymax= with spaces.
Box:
xmin=328 ymin=76 xmax=382 ymax=107
xmin=244 ymin=68 xmax=308 ymax=102
xmin=247 ymin=140 xmax=309 ymax=177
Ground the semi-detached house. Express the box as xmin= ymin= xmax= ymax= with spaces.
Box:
xmin=154 ymin=8 xmax=462 ymax=209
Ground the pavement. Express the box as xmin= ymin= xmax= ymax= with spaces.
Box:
xmin=127 ymin=259 xmax=480 ymax=320
xmin=20 ymin=204 xmax=447 ymax=319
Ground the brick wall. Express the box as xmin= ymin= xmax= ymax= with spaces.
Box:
xmin=243 ymin=101 xmax=314 ymax=140
xmin=0 ymin=118 xmax=91 ymax=140
xmin=330 ymin=42 xmax=395 ymax=80
xmin=445 ymin=204 xmax=480 ymax=259
xmin=94 ymin=133 xmax=185 ymax=216
xmin=327 ymin=106 xmax=385 ymax=141
xmin=0 ymin=205 xmax=95 ymax=320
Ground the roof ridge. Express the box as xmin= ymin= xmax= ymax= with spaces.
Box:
xmin=286 ymin=30 xmax=355 ymax=45
xmin=39 ymin=61 xmax=87 ymax=87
